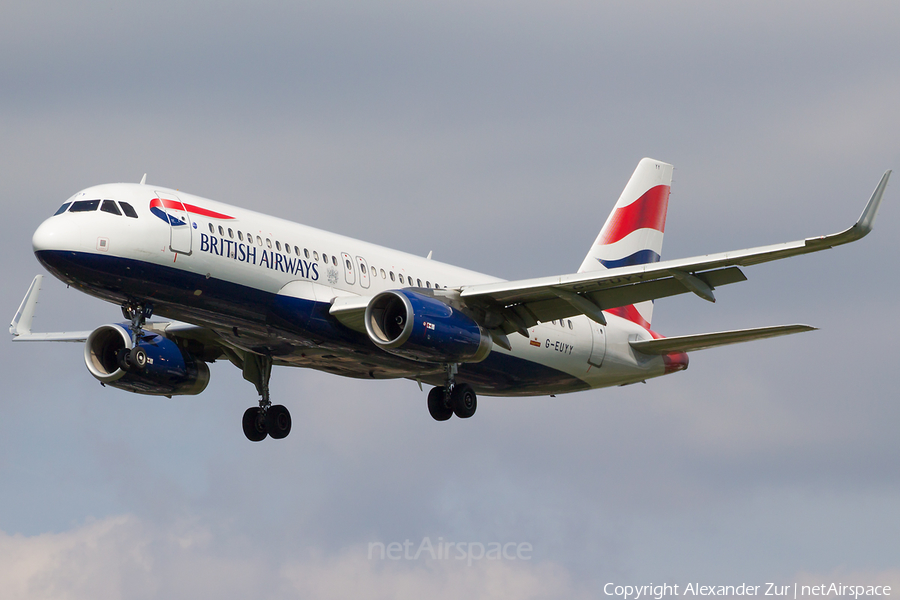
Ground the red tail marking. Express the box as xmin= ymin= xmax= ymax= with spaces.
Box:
xmin=599 ymin=185 xmax=670 ymax=245
xmin=606 ymin=305 xmax=651 ymax=330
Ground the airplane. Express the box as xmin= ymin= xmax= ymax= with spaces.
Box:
xmin=10 ymin=159 xmax=891 ymax=441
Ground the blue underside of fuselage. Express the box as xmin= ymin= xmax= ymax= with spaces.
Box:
xmin=35 ymin=250 xmax=590 ymax=395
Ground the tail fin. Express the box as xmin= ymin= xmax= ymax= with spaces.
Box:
xmin=578 ymin=158 xmax=674 ymax=328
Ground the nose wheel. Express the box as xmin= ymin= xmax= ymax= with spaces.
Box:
xmin=120 ymin=301 xmax=153 ymax=370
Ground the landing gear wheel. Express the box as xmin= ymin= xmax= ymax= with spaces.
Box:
xmin=129 ymin=346 xmax=147 ymax=369
xmin=116 ymin=348 xmax=133 ymax=372
xmin=427 ymin=386 xmax=453 ymax=421
xmin=242 ymin=407 xmax=268 ymax=442
xmin=451 ymin=383 xmax=477 ymax=419
xmin=265 ymin=404 xmax=292 ymax=439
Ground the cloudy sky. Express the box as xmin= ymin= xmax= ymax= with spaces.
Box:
xmin=2 ymin=2 xmax=899 ymax=598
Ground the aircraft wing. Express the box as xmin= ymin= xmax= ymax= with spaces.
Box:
xmin=329 ymin=294 xmax=371 ymax=333
xmin=10 ymin=274 xmax=216 ymax=344
xmin=9 ymin=275 xmax=91 ymax=342
xmin=629 ymin=324 xmax=817 ymax=354
xmin=459 ymin=170 xmax=890 ymax=334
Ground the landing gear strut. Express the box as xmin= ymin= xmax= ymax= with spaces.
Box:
xmin=118 ymin=301 xmax=153 ymax=370
xmin=427 ymin=364 xmax=477 ymax=421
xmin=241 ymin=353 xmax=292 ymax=442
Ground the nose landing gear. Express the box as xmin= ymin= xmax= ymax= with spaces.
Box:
xmin=119 ymin=301 xmax=153 ymax=371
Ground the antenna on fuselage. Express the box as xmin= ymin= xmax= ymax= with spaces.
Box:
xmin=426 ymin=251 xmax=433 ymax=260
xmin=139 ymin=173 xmax=147 ymax=185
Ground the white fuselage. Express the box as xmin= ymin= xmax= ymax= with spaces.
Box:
xmin=32 ymin=182 xmax=675 ymax=396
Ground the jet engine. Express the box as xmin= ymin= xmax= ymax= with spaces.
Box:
xmin=365 ymin=290 xmax=492 ymax=363
xmin=84 ymin=324 xmax=210 ymax=396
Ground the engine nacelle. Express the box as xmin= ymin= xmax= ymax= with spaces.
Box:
xmin=84 ymin=324 xmax=210 ymax=396
xmin=365 ymin=290 xmax=492 ymax=363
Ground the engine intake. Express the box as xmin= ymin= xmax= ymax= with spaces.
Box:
xmin=365 ymin=290 xmax=492 ymax=363
xmin=84 ymin=324 xmax=210 ymax=396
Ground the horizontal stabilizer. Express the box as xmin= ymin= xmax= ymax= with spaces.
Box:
xmin=630 ymin=324 xmax=816 ymax=355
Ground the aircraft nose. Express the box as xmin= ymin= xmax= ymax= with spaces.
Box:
xmin=32 ymin=217 xmax=60 ymax=253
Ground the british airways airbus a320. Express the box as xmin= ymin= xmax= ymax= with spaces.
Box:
xmin=11 ymin=159 xmax=890 ymax=441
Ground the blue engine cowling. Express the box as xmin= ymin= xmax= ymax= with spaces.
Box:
xmin=84 ymin=324 xmax=210 ymax=396
xmin=364 ymin=290 xmax=492 ymax=363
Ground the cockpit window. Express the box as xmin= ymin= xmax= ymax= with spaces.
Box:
xmin=100 ymin=200 xmax=122 ymax=215
xmin=69 ymin=199 xmax=101 ymax=212
xmin=53 ymin=202 xmax=71 ymax=216
xmin=119 ymin=202 xmax=138 ymax=218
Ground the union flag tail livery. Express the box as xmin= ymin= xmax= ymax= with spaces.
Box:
xmin=12 ymin=158 xmax=890 ymax=441
xmin=578 ymin=158 xmax=673 ymax=329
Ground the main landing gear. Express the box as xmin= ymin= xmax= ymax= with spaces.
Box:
xmin=241 ymin=354 xmax=292 ymax=442
xmin=118 ymin=301 xmax=153 ymax=371
xmin=427 ymin=364 xmax=477 ymax=421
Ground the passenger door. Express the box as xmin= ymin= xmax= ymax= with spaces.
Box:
xmin=155 ymin=191 xmax=192 ymax=255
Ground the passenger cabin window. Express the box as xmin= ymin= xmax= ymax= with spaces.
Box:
xmin=266 ymin=238 xmax=272 ymax=249
xmin=238 ymin=231 xmax=243 ymax=242
xmin=54 ymin=202 xmax=71 ymax=215
xmin=100 ymin=200 xmax=121 ymax=215
xmin=332 ymin=255 xmax=338 ymax=266
xmin=218 ymin=226 xmax=224 ymax=236
xmin=228 ymin=228 xmax=234 ymax=239
xmin=295 ymin=246 xmax=301 ymax=256
xmin=313 ymin=251 xmax=319 ymax=261
xmin=285 ymin=244 xmax=291 ymax=255
xmin=276 ymin=241 xmax=282 ymax=251
xmin=119 ymin=202 xmax=138 ymax=218
xmin=417 ymin=278 xmax=422 ymax=287
xmin=390 ymin=271 xmax=395 ymax=281
xmin=568 ymin=320 xmax=574 ymax=329
xmin=426 ymin=281 xmax=431 ymax=288
xmin=209 ymin=223 xmax=215 ymax=233
xmin=398 ymin=274 xmax=404 ymax=284
xmin=69 ymin=199 xmax=100 ymax=212
xmin=304 ymin=248 xmax=310 ymax=258
xmin=380 ymin=269 xmax=386 ymax=278
xmin=257 ymin=236 xmax=262 ymax=246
